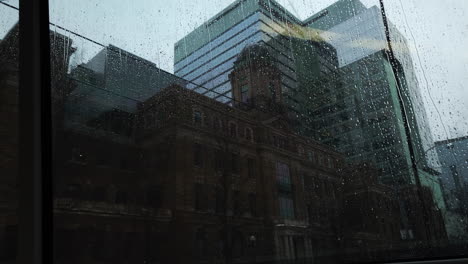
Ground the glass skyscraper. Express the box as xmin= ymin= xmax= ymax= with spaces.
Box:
xmin=303 ymin=0 xmax=446 ymax=215
xmin=174 ymin=0 xmax=444 ymax=208
xmin=306 ymin=1 xmax=440 ymax=172
xmin=175 ymin=1 xmax=308 ymax=106
xmin=174 ymin=0 xmax=338 ymax=121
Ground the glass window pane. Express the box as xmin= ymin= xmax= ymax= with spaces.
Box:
xmin=48 ymin=0 xmax=468 ymax=262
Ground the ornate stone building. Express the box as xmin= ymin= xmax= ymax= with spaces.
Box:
xmin=134 ymin=44 xmax=347 ymax=263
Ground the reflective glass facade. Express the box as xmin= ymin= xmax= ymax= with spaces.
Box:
xmin=174 ymin=0 xmax=305 ymax=108
xmin=176 ymin=0 xmax=442 ymax=193
xmin=307 ymin=1 xmax=440 ymax=178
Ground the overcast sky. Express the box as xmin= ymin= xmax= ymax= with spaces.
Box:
xmin=1 ymin=0 xmax=467 ymax=142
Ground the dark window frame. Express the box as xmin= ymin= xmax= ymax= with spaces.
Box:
xmin=17 ymin=1 xmax=53 ymax=264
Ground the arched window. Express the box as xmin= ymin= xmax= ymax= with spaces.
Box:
xmin=245 ymin=127 xmax=253 ymax=141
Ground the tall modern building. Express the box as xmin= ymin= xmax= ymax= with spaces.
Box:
xmin=174 ymin=0 xmax=297 ymax=102
xmin=304 ymin=0 xmax=444 ymax=208
xmin=174 ymin=0 xmax=444 ymax=209
xmin=173 ymin=0 xmax=336 ymax=116
xmin=307 ymin=0 xmax=439 ymax=167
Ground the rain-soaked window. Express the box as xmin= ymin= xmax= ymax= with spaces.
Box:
xmin=1 ymin=0 xmax=468 ymax=263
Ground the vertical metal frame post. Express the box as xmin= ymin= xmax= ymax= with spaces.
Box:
xmin=18 ymin=1 xmax=51 ymax=264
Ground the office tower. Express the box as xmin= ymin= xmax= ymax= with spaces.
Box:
xmin=302 ymin=1 xmax=446 ymax=219
xmin=305 ymin=0 xmax=441 ymax=181
xmin=174 ymin=0 xmax=340 ymax=134
xmin=175 ymin=0 xmax=445 ymax=210
xmin=175 ymin=1 xmax=318 ymax=109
